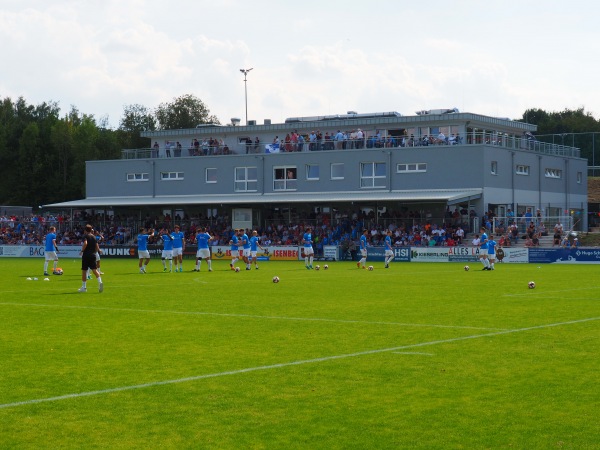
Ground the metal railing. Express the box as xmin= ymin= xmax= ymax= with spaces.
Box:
xmin=121 ymin=132 xmax=580 ymax=159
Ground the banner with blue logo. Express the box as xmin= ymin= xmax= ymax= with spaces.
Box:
xmin=528 ymin=247 xmax=600 ymax=264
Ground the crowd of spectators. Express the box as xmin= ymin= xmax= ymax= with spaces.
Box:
xmin=3 ymin=207 xmax=573 ymax=251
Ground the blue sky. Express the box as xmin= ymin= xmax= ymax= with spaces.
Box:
xmin=1 ymin=0 xmax=597 ymax=128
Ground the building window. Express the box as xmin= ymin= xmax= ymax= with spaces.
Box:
xmin=274 ymin=167 xmax=297 ymax=191
xmin=360 ymin=162 xmax=386 ymax=188
xmin=306 ymin=164 xmax=320 ymax=180
xmin=331 ymin=163 xmax=344 ymax=180
xmin=516 ymin=165 xmax=530 ymax=176
xmin=160 ymin=172 xmax=184 ymax=180
xmin=235 ymin=166 xmax=258 ymax=192
xmin=491 ymin=161 xmax=498 ymax=175
xmin=397 ymin=163 xmax=427 ymax=173
xmin=577 ymin=171 xmax=582 ymax=184
xmin=127 ymin=173 xmax=149 ymax=182
xmin=545 ymin=168 xmax=562 ymax=179
xmin=205 ymin=168 xmax=217 ymax=183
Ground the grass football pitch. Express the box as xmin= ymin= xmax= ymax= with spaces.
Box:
xmin=1 ymin=257 xmax=599 ymax=449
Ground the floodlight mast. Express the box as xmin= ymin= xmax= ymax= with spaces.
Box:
xmin=240 ymin=68 xmax=253 ymax=125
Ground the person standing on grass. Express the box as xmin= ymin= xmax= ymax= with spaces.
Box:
xmin=87 ymin=229 xmax=104 ymax=279
xmin=384 ymin=229 xmax=394 ymax=268
xmin=303 ymin=227 xmax=314 ymax=269
xmin=43 ymin=226 xmax=59 ymax=276
xmin=172 ymin=224 xmax=185 ymax=272
xmin=479 ymin=227 xmax=491 ymax=270
xmin=160 ymin=228 xmax=175 ymax=272
xmin=229 ymin=229 xmax=240 ymax=271
xmin=358 ymin=229 xmax=368 ymax=269
xmin=487 ymin=236 xmax=497 ymax=270
xmin=138 ymin=228 xmax=153 ymax=273
xmin=78 ymin=224 xmax=103 ymax=293
xmin=240 ymin=228 xmax=251 ymax=270
xmin=250 ymin=230 xmax=265 ymax=269
xmin=194 ymin=227 xmax=213 ymax=272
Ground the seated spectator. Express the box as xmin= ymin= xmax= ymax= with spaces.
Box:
xmin=553 ymin=229 xmax=562 ymax=246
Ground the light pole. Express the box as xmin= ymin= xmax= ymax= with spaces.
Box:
xmin=240 ymin=68 xmax=253 ymax=125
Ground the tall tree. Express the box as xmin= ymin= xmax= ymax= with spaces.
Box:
xmin=154 ymin=94 xmax=220 ymax=130
xmin=118 ymin=103 xmax=155 ymax=149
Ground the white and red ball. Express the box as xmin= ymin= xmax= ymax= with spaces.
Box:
xmin=234 ymin=267 xmax=240 ymax=272
xmin=323 ymin=264 xmax=329 ymax=270
xmin=368 ymin=265 xmax=374 ymax=271
xmin=464 ymin=265 xmax=470 ymax=271
xmin=315 ymin=265 xmax=320 ymax=271
xmin=528 ymin=281 xmax=536 ymax=289
xmin=272 ymin=276 xmax=280 ymax=283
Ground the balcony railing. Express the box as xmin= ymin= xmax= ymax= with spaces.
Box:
xmin=122 ymin=132 xmax=580 ymax=160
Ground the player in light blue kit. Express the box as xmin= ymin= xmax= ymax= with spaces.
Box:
xmin=160 ymin=228 xmax=175 ymax=272
xmin=229 ymin=230 xmax=240 ymax=271
xmin=194 ymin=227 xmax=213 ymax=272
xmin=137 ymin=228 xmax=153 ymax=273
xmin=384 ymin=229 xmax=394 ymax=268
xmin=303 ymin=227 xmax=314 ymax=269
xmin=172 ymin=224 xmax=185 ymax=272
xmin=43 ymin=226 xmax=59 ymax=276
xmin=358 ymin=229 xmax=368 ymax=269
xmin=240 ymin=229 xmax=251 ymax=270
xmin=479 ymin=227 xmax=491 ymax=270
xmin=487 ymin=237 xmax=497 ymax=270
xmin=249 ymin=230 xmax=265 ymax=270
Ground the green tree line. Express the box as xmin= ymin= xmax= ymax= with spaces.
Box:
xmin=0 ymin=94 xmax=219 ymax=207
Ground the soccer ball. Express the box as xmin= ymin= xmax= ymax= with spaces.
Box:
xmin=323 ymin=264 xmax=329 ymax=270
xmin=53 ymin=268 xmax=63 ymax=275
xmin=272 ymin=276 xmax=280 ymax=283
xmin=464 ymin=265 xmax=470 ymax=271
xmin=368 ymin=265 xmax=374 ymax=271
xmin=315 ymin=265 xmax=320 ymax=271
xmin=528 ymin=281 xmax=536 ymax=289
xmin=234 ymin=267 xmax=240 ymax=272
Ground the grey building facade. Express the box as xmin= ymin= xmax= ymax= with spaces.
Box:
xmin=46 ymin=111 xmax=588 ymax=231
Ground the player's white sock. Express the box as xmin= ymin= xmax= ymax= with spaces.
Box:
xmin=231 ymin=258 xmax=238 ymax=265
xmin=44 ymin=262 xmax=49 ymax=272
xmin=305 ymin=257 xmax=309 ymax=265
xmin=208 ymin=260 xmax=212 ymax=270
xmin=162 ymin=260 xmax=166 ymax=268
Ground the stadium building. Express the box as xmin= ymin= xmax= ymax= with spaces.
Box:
xmin=44 ymin=109 xmax=588 ymax=232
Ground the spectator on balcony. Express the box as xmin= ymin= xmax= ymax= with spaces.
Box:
xmin=356 ymin=129 xmax=364 ymax=149
xmin=152 ymin=141 xmax=159 ymax=158
xmin=335 ymin=130 xmax=344 ymax=150
xmin=309 ymin=131 xmax=316 ymax=151
xmin=297 ymin=134 xmax=305 ymax=152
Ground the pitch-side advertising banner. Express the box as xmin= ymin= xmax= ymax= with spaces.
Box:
xmin=528 ymin=247 xmax=600 ymax=264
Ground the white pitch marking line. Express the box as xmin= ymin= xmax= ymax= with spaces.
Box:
xmin=0 ymin=302 xmax=505 ymax=331
xmin=1 ymin=315 xmax=598 ymax=410
xmin=504 ymin=286 xmax=600 ymax=297
xmin=392 ymin=352 xmax=434 ymax=356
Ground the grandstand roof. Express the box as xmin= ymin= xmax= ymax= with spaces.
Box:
xmin=43 ymin=188 xmax=482 ymax=209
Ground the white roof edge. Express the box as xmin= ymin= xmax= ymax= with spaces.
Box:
xmin=43 ymin=189 xmax=482 ymax=208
